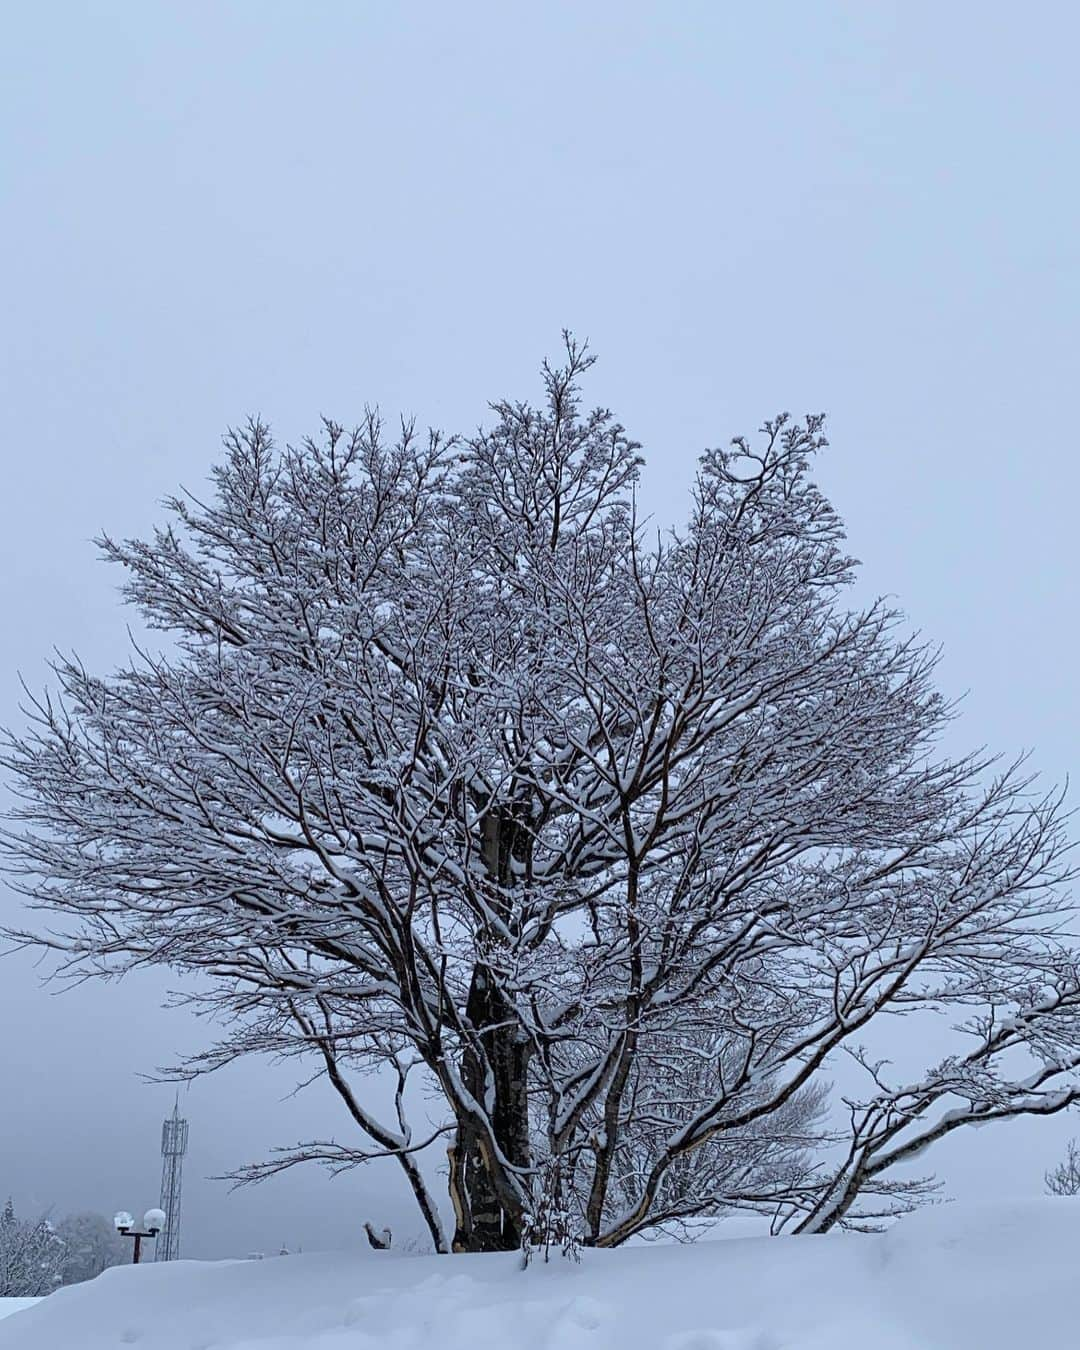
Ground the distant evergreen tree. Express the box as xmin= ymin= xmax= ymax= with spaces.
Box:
xmin=0 ymin=1197 xmax=65 ymax=1297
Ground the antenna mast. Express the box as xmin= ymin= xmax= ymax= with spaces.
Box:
xmin=156 ymin=1098 xmax=189 ymax=1261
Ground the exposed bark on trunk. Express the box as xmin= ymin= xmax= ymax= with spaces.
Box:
xmin=451 ymin=807 xmax=534 ymax=1253
xmin=451 ymin=966 xmax=532 ymax=1251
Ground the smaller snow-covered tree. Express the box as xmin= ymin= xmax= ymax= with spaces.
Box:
xmin=55 ymin=1212 xmax=126 ymax=1285
xmin=0 ymin=1198 xmax=65 ymax=1297
xmin=1045 ymin=1139 xmax=1080 ymax=1196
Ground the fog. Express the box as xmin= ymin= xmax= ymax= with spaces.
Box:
xmin=2 ymin=1 xmax=1078 ymax=1257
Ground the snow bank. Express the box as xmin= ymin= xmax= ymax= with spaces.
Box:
xmin=2 ymin=1198 xmax=1077 ymax=1350
xmin=0 ymin=1299 xmax=39 ymax=1322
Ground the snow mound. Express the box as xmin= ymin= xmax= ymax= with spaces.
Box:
xmin=2 ymin=1198 xmax=1077 ymax=1350
xmin=0 ymin=1299 xmax=39 ymax=1322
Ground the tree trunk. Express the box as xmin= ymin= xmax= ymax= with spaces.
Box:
xmin=451 ymin=966 xmax=532 ymax=1251
xmin=451 ymin=808 xmax=533 ymax=1253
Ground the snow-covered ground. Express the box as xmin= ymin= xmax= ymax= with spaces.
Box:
xmin=1 ymin=1198 xmax=1074 ymax=1350
xmin=0 ymin=1299 xmax=39 ymax=1322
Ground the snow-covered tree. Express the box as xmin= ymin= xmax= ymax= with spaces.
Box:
xmin=0 ymin=1199 xmax=65 ymax=1297
xmin=4 ymin=341 xmax=1080 ymax=1254
xmin=1045 ymin=1138 xmax=1080 ymax=1196
xmin=55 ymin=1212 xmax=126 ymax=1285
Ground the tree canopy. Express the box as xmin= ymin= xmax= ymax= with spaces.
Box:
xmin=4 ymin=342 xmax=1079 ymax=1255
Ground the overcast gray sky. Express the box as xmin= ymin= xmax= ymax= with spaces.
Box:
xmin=2 ymin=1 xmax=1078 ymax=1260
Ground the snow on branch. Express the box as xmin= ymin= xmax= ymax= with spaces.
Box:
xmin=3 ymin=344 xmax=1079 ymax=1254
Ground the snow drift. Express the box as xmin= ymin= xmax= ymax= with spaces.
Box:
xmin=0 ymin=1299 xmax=38 ymax=1322
xmin=1 ymin=1198 xmax=1073 ymax=1350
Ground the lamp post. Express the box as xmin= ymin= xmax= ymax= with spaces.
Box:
xmin=114 ymin=1209 xmax=167 ymax=1264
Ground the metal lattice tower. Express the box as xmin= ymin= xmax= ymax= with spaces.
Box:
xmin=155 ymin=1098 xmax=189 ymax=1261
